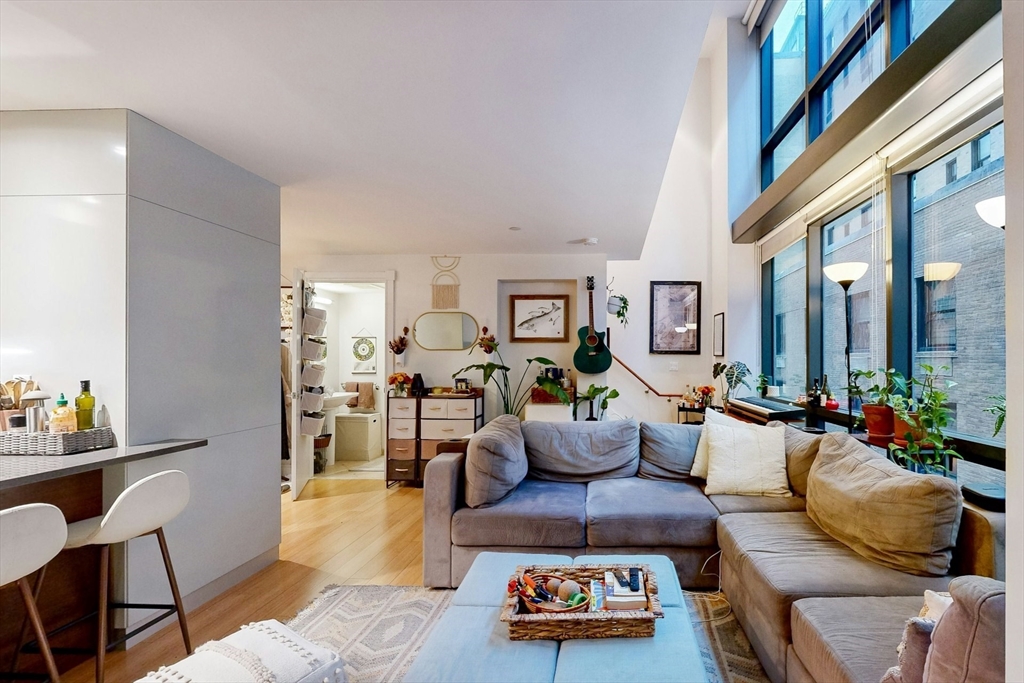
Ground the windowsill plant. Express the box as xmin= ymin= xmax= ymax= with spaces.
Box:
xmin=712 ymin=361 xmax=751 ymax=410
xmin=847 ymin=368 xmax=907 ymax=438
xmin=889 ymin=364 xmax=960 ymax=475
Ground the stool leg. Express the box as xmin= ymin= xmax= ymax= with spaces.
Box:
xmin=10 ymin=565 xmax=46 ymax=673
xmin=17 ymin=577 xmax=60 ymax=683
xmin=155 ymin=528 xmax=192 ymax=654
xmin=96 ymin=544 xmax=109 ymax=683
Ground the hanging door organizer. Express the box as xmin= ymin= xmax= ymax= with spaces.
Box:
xmin=299 ymin=288 xmax=329 ymax=437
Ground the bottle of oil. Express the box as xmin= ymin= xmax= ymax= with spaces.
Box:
xmin=50 ymin=394 xmax=78 ymax=434
xmin=75 ymin=380 xmax=95 ymax=430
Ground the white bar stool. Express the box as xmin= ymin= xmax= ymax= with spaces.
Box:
xmin=1 ymin=503 xmax=68 ymax=683
xmin=63 ymin=470 xmax=193 ymax=683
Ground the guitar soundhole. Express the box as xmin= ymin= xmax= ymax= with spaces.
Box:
xmin=586 ymin=334 xmax=599 ymax=347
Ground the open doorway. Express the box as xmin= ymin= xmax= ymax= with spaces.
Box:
xmin=310 ymin=281 xmax=387 ymax=480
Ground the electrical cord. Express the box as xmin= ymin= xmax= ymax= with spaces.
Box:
xmin=680 ymin=551 xmax=734 ymax=623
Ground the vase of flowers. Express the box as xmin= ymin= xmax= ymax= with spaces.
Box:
xmin=388 ymin=327 xmax=409 ymax=367
xmin=696 ymin=385 xmax=715 ymax=409
xmin=388 ymin=372 xmax=412 ymax=397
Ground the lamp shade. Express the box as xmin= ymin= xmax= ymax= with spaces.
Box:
xmin=823 ymin=262 xmax=869 ymax=285
xmin=975 ymin=196 xmax=1005 ymax=228
xmin=923 ymin=262 xmax=962 ymax=282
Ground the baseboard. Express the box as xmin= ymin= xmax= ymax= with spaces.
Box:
xmin=126 ymin=545 xmax=279 ymax=647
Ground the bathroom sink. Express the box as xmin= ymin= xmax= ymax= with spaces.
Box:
xmin=322 ymin=391 xmax=358 ymax=410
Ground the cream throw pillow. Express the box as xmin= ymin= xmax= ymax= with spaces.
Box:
xmin=704 ymin=423 xmax=791 ymax=497
xmin=691 ymin=409 xmax=746 ymax=479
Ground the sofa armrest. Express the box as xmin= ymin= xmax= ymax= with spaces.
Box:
xmin=422 ymin=442 xmax=468 ymax=588
xmin=954 ymin=502 xmax=1005 ymax=580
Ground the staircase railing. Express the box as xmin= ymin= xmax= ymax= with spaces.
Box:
xmin=611 ymin=354 xmax=684 ymax=398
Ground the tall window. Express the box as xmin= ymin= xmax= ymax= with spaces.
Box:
xmin=768 ymin=1 xmax=807 ymax=131
xmin=771 ymin=239 xmax=807 ymax=398
xmin=911 ymin=0 xmax=955 ymax=40
xmin=911 ymin=123 xmax=1005 ymax=442
xmin=822 ymin=26 xmax=885 ymax=129
xmin=822 ymin=197 xmax=886 ymax=403
xmin=821 ymin=0 xmax=871 ymax=63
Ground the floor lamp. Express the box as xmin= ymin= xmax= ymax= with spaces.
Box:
xmin=823 ymin=262 xmax=869 ymax=433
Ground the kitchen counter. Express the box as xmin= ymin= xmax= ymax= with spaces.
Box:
xmin=0 ymin=439 xmax=207 ymax=490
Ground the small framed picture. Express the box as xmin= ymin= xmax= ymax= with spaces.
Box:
xmin=649 ymin=281 xmax=701 ymax=354
xmin=713 ymin=312 xmax=725 ymax=357
xmin=454 ymin=377 xmax=472 ymax=392
xmin=509 ymin=295 xmax=570 ymax=343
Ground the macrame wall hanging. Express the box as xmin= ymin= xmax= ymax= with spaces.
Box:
xmin=431 ymin=256 xmax=461 ymax=309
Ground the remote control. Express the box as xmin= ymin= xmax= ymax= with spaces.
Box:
xmin=612 ymin=569 xmax=629 ymax=588
xmin=628 ymin=567 xmax=640 ymax=592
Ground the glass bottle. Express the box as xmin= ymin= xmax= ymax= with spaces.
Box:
xmin=50 ymin=394 xmax=78 ymax=434
xmin=76 ymin=380 xmax=95 ymax=430
xmin=820 ymin=375 xmax=831 ymax=407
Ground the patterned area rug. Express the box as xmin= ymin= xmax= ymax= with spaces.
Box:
xmin=289 ymin=585 xmax=769 ymax=683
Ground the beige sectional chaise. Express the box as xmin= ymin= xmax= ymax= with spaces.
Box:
xmin=422 ymin=418 xmax=1005 ymax=683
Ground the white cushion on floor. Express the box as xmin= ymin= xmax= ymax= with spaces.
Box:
xmin=135 ymin=619 xmax=344 ymax=683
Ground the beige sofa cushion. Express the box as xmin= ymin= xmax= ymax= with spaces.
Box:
xmin=766 ymin=421 xmax=822 ymax=496
xmin=806 ymin=433 xmax=962 ymax=576
xmin=923 ymin=575 xmax=1005 ymax=683
xmin=704 ymin=423 xmax=790 ymax=497
xmin=791 ymin=596 xmax=922 ymax=683
xmin=691 ymin=408 xmax=745 ymax=478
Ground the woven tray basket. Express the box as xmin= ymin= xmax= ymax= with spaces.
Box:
xmin=0 ymin=427 xmax=114 ymax=456
xmin=499 ymin=564 xmax=662 ymax=641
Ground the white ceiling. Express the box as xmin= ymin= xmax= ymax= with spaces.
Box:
xmin=1 ymin=1 xmax=733 ymax=259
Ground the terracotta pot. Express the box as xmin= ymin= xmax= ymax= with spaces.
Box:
xmin=893 ymin=412 xmax=926 ymax=446
xmin=861 ymin=404 xmax=895 ymax=438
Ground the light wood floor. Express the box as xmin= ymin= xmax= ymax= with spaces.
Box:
xmin=64 ymin=479 xmax=424 ymax=683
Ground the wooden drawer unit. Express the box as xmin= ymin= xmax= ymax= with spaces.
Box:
xmin=420 ymin=398 xmax=449 ymax=418
xmin=419 ymin=439 xmax=448 ymax=461
xmin=447 ymin=401 xmax=476 ymax=419
xmin=421 ymin=419 xmax=477 ymax=440
xmin=387 ymin=460 xmax=417 ymax=481
xmin=387 ymin=439 xmax=417 ymax=460
xmin=388 ymin=418 xmax=417 ymax=439
xmin=389 ymin=398 xmax=418 ymax=417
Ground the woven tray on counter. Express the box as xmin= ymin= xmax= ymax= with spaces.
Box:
xmin=0 ymin=427 xmax=115 ymax=456
xmin=498 ymin=564 xmax=662 ymax=641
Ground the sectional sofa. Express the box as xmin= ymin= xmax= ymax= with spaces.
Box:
xmin=422 ymin=415 xmax=1005 ymax=683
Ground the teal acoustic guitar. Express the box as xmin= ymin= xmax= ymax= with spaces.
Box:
xmin=573 ymin=276 xmax=613 ymax=374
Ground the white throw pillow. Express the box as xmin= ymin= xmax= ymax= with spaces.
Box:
xmin=691 ymin=409 xmax=747 ymax=479
xmin=921 ymin=590 xmax=953 ymax=620
xmin=704 ymin=423 xmax=791 ymax=497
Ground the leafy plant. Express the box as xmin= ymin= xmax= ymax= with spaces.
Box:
xmin=889 ymin=364 xmax=960 ymax=472
xmin=452 ymin=334 xmax=569 ymax=416
xmin=847 ymin=368 xmax=908 ymax=406
xmin=712 ymin=361 xmax=751 ymax=402
xmin=984 ymin=394 xmax=1006 ymax=437
xmin=574 ymin=384 xmax=620 ymax=421
xmin=756 ymin=373 xmax=770 ymax=396
xmin=388 ymin=327 xmax=410 ymax=355
xmin=612 ymin=295 xmax=629 ymax=327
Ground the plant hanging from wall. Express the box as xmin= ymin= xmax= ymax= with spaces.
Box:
xmin=388 ymin=327 xmax=409 ymax=355
xmin=606 ymin=279 xmax=629 ymax=327
xmin=453 ymin=333 xmax=569 ymax=416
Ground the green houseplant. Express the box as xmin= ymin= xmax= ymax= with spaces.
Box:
xmin=606 ymin=282 xmax=629 ymax=327
xmin=984 ymin=395 xmax=1006 ymax=437
xmin=574 ymin=384 xmax=620 ymax=421
xmin=452 ymin=332 xmax=569 ymax=416
xmin=712 ymin=361 xmax=751 ymax=409
xmin=847 ymin=368 xmax=907 ymax=438
xmin=756 ymin=373 xmax=770 ymax=398
xmin=889 ymin=364 xmax=960 ymax=474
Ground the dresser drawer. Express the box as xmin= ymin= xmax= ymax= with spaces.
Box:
xmin=387 ymin=460 xmax=417 ymax=481
xmin=420 ymin=398 xmax=448 ymax=418
xmin=388 ymin=439 xmax=417 ymax=460
xmin=389 ymin=399 xmax=417 ymax=418
xmin=388 ymin=418 xmax=417 ymax=439
xmin=421 ymin=419 xmax=477 ymax=440
xmin=421 ymin=439 xmax=451 ymax=461
xmin=446 ymin=401 xmax=477 ymax=419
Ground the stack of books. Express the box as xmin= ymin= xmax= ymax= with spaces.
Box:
xmin=589 ymin=571 xmax=647 ymax=611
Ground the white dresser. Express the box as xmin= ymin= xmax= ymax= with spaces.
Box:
xmin=386 ymin=390 xmax=484 ymax=485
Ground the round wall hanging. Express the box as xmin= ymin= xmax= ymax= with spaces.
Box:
xmin=353 ymin=337 xmax=375 ymax=361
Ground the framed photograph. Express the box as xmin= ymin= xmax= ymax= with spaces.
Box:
xmin=352 ymin=336 xmax=377 ymax=374
xmin=713 ymin=312 xmax=725 ymax=357
xmin=649 ymin=281 xmax=701 ymax=354
xmin=509 ymin=294 xmax=570 ymax=343
xmin=454 ymin=377 xmax=471 ymax=392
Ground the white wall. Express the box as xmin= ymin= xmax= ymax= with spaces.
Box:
xmin=0 ymin=110 xmax=128 ymax=441
xmin=123 ymin=111 xmax=281 ymax=632
xmin=1002 ymin=0 xmax=1023 ymax=678
xmin=333 ymin=288 xmax=386 ymax=453
xmin=604 ymin=19 xmax=760 ymax=424
xmin=287 ymin=253 xmax=607 ymax=420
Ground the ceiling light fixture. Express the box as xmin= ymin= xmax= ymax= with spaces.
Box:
xmin=975 ymin=196 xmax=1005 ymax=228
xmin=923 ymin=262 xmax=962 ymax=282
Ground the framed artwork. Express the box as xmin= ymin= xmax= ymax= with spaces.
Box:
xmin=713 ymin=312 xmax=725 ymax=357
xmin=649 ymin=281 xmax=701 ymax=354
xmin=509 ymin=294 xmax=570 ymax=343
xmin=352 ymin=336 xmax=377 ymax=374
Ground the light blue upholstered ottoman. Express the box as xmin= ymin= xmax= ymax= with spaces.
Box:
xmin=404 ymin=552 xmax=707 ymax=683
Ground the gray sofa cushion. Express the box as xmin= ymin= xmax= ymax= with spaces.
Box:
xmin=585 ymin=478 xmax=719 ymax=547
xmin=465 ymin=414 xmax=528 ymax=508
xmin=708 ymin=493 xmax=807 ymax=514
xmin=522 ymin=419 xmax=640 ymax=482
xmin=766 ymin=421 xmax=822 ymax=496
xmin=637 ymin=422 xmax=701 ymax=481
xmin=452 ymin=479 xmax=587 ymax=547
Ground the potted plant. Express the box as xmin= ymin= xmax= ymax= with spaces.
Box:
xmin=889 ymin=364 xmax=959 ymax=475
xmin=712 ymin=361 xmax=751 ymax=410
xmin=756 ymin=373 xmax=770 ymax=398
xmin=848 ymin=368 xmax=907 ymax=438
xmin=388 ymin=372 xmax=412 ymax=397
xmin=452 ymin=334 xmax=569 ymax=416
xmin=606 ymin=289 xmax=629 ymax=327
xmin=984 ymin=394 xmax=1006 ymax=437
xmin=574 ymin=384 xmax=620 ymax=421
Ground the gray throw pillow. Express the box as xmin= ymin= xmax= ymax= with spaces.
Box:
xmin=521 ymin=419 xmax=640 ymax=482
xmin=464 ymin=415 xmax=527 ymax=508
xmin=766 ymin=420 xmax=823 ymax=496
xmin=637 ymin=422 xmax=701 ymax=481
